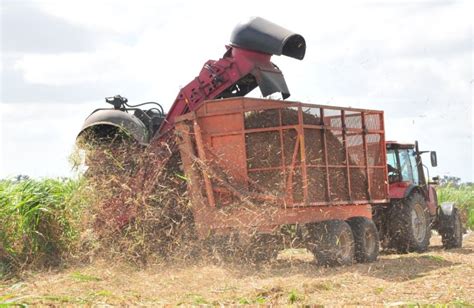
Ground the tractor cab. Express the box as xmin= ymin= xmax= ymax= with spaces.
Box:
xmin=385 ymin=140 xmax=439 ymax=217
xmin=386 ymin=141 xmax=437 ymax=193
xmin=386 ymin=141 xmax=438 ymax=185
xmin=384 ymin=140 xmax=439 ymax=228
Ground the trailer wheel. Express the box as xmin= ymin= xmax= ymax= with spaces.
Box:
xmin=439 ymin=207 xmax=463 ymax=249
xmin=307 ymin=220 xmax=355 ymax=266
xmin=389 ymin=192 xmax=431 ymax=253
xmin=347 ymin=217 xmax=379 ymax=263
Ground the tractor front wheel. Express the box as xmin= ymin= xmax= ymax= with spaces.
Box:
xmin=439 ymin=207 xmax=463 ymax=249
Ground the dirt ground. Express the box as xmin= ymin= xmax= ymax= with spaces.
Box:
xmin=1 ymin=232 xmax=473 ymax=306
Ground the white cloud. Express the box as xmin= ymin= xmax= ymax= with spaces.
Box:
xmin=15 ymin=45 xmax=132 ymax=85
xmin=0 ymin=102 xmax=95 ymax=178
xmin=35 ymin=0 xmax=177 ymax=34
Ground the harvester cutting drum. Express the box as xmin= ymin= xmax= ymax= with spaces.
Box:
xmin=77 ymin=17 xmax=463 ymax=266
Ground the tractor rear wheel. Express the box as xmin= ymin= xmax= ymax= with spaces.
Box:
xmin=307 ymin=220 xmax=355 ymax=266
xmin=439 ymin=207 xmax=463 ymax=249
xmin=347 ymin=217 xmax=379 ymax=263
xmin=389 ymin=192 xmax=431 ymax=253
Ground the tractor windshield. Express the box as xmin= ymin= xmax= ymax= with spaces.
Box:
xmin=401 ymin=149 xmax=420 ymax=184
xmin=386 ymin=148 xmax=419 ymax=184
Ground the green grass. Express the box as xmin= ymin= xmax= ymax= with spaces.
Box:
xmin=287 ymin=289 xmax=303 ymax=304
xmin=437 ymin=184 xmax=474 ymax=229
xmin=374 ymin=287 xmax=384 ymax=295
xmin=237 ymin=296 xmax=267 ymax=305
xmin=71 ymin=272 xmax=102 ymax=282
xmin=421 ymin=255 xmax=445 ymax=262
xmin=0 ymin=177 xmax=87 ymax=276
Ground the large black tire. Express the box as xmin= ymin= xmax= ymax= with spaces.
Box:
xmin=347 ymin=217 xmax=379 ymax=263
xmin=307 ymin=220 xmax=355 ymax=266
xmin=389 ymin=193 xmax=431 ymax=253
xmin=439 ymin=207 xmax=463 ymax=249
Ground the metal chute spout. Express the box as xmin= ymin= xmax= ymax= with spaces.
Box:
xmin=282 ymin=34 xmax=306 ymax=60
xmin=254 ymin=68 xmax=290 ymax=99
xmin=230 ymin=17 xmax=306 ymax=60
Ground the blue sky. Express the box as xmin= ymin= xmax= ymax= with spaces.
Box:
xmin=0 ymin=0 xmax=472 ymax=181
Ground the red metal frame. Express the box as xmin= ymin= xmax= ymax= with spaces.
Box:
xmin=158 ymin=47 xmax=286 ymax=134
xmin=388 ymin=181 xmax=412 ymax=199
xmin=175 ymin=98 xmax=388 ymax=237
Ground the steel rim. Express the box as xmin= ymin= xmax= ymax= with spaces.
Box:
xmin=411 ymin=203 xmax=427 ymax=242
xmin=337 ymin=230 xmax=352 ymax=260
xmin=364 ymin=228 xmax=376 ymax=254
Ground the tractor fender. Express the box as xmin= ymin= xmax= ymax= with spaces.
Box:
xmin=403 ymin=184 xmax=420 ymax=199
xmin=439 ymin=202 xmax=455 ymax=216
xmin=426 ymin=185 xmax=439 ymax=215
xmin=389 ymin=182 xmax=418 ymax=199
xmin=405 ymin=185 xmax=437 ymax=216
xmin=77 ymin=109 xmax=149 ymax=145
xmin=389 ymin=183 xmax=438 ymax=215
xmin=230 ymin=17 xmax=306 ymax=60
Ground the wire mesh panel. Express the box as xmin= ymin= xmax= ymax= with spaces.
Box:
xmin=347 ymin=134 xmax=365 ymax=166
xmin=183 ymin=98 xmax=388 ymax=208
xmin=345 ymin=111 xmax=363 ymax=129
xmin=244 ymin=108 xmax=302 ymax=201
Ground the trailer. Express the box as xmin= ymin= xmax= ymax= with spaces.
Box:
xmin=174 ymin=97 xmax=387 ymax=265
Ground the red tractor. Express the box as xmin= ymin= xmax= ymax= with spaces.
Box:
xmin=374 ymin=141 xmax=463 ymax=252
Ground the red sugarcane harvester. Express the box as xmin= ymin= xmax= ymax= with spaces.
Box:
xmin=78 ymin=17 xmax=463 ymax=266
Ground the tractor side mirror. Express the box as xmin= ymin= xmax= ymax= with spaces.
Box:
xmin=430 ymin=151 xmax=437 ymax=167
